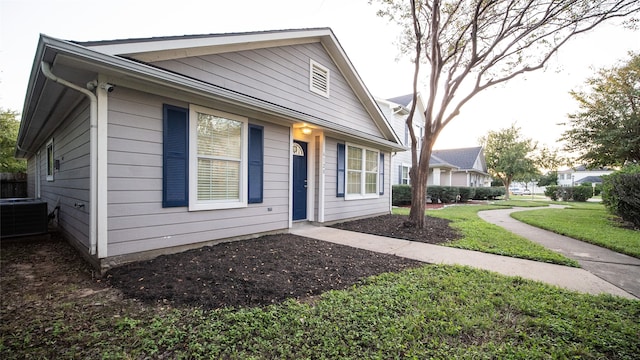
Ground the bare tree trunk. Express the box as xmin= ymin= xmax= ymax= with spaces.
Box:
xmin=408 ymin=137 xmax=434 ymax=228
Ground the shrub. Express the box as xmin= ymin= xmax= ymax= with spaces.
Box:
xmin=572 ymin=186 xmax=593 ymax=202
xmin=490 ymin=187 xmax=506 ymax=199
xmin=594 ymin=183 xmax=603 ymax=196
xmin=392 ymin=185 xmax=412 ymax=206
xmin=548 ymin=186 xmax=592 ymax=202
xmin=545 ymin=185 xmax=559 ymax=201
xmin=441 ymin=186 xmax=459 ymax=203
xmin=458 ymin=187 xmax=475 ymax=202
xmin=472 ymin=187 xmax=505 ymax=200
xmin=602 ymin=165 xmax=640 ymax=227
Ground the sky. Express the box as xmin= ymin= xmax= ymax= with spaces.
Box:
xmin=1 ymin=0 xmax=638 ymax=150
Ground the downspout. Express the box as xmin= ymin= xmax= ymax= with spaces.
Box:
xmin=40 ymin=62 xmax=98 ymax=256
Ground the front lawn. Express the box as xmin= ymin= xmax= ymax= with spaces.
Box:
xmin=394 ymin=206 xmax=579 ymax=267
xmin=5 ymin=253 xmax=639 ymax=359
xmin=512 ymin=205 xmax=640 ymax=259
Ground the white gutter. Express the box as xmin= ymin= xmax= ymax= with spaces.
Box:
xmin=40 ymin=62 xmax=98 ymax=256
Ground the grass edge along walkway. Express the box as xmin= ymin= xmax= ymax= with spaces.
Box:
xmin=394 ymin=205 xmax=580 ymax=267
xmin=512 ymin=206 xmax=640 ymax=259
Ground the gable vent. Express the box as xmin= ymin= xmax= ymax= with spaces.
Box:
xmin=310 ymin=60 xmax=330 ymax=97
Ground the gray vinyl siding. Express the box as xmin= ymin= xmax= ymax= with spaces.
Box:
xmin=26 ymin=154 xmax=36 ymax=197
xmin=38 ymin=102 xmax=91 ymax=249
xmin=323 ymin=137 xmax=390 ymax=223
xmin=377 ymin=101 xmax=412 ymax=186
xmin=151 ymin=43 xmax=384 ymax=139
xmin=106 ymin=87 xmax=290 ymax=257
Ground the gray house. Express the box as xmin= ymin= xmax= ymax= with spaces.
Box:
xmin=16 ymin=28 xmax=404 ymax=269
xmin=379 ymin=94 xmax=490 ymax=187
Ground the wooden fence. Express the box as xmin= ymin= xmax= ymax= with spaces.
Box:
xmin=1 ymin=173 xmax=28 ymax=198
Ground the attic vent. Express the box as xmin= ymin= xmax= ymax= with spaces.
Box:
xmin=309 ymin=60 xmax=330 ymax=97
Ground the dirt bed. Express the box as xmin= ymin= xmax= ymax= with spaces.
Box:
xmin=3 ymin=215 xmax=457 ymax=314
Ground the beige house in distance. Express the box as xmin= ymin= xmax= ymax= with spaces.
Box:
xmin=378 ymin=94 xmax=491 ymax=188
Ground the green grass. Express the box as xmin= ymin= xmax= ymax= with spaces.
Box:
xmin=394 ymin=205 xmax=579 ymax=267
xmin=512 ymin=205 xmax=640 ymax=259
xmin=6 ymin=265 xmax=638 ymax=359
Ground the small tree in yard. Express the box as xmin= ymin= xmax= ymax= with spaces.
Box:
xmin=0 ymin=109 xmax=26 ymax=173
xmin=372 ymin=0 xmax=639 ymax=228
xmin=481 ymin=124 xmax=538 ymax=200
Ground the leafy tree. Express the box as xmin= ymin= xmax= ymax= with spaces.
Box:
xmin=481 ymin=125 xmax=538 ymax=200
xmin=372 ymin=0 xmax=640 ymax=227
xmin=0 ymin=109 xmax=26 ymax=173
xmin=537 ymin=172 xmax=558 ymax=187
xmin=560 ymin=53 xmax=640 ymax=167
xmin=532 ymin=146 xmax=568 ymax=186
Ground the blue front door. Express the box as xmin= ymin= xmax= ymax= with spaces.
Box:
xmin=292 ymin=140 xmax=307 ymax=221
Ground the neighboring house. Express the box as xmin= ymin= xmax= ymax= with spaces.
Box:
xmin=378 ymin=94 xmax=490 ymax=187
xmin=15 ymin=28 xmax=404 ymax=269
xmin=431 ymin=147 xmax=492 ymax=187
xmin=557 ymin=166 xmax=614 ymax=186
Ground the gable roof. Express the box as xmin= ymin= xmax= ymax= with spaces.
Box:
xmin=575 ymin=175 xmax=605 ymax=184
xmin=17 ymin=28 xmax=403 ymax=157
xmin=432 ymin=146 xmax=486 ymax=172
xmin=429 ymin=154 xmax=458 ymax=170
xmin=386 ymin=94 xmax=414 ymax=108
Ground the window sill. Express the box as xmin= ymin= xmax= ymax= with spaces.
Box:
xmin=188 ymin=200 xmax=247 ymax=212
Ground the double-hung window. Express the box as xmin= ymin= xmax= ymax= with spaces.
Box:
xmin=401 ymin=165 xmax=410 ymax=185
xmin=346 ymin=144 xmax=379 ymax=199
xmin=189 ymin=105 xmax=248 ymax=211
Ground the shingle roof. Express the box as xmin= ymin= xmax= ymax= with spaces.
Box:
xmin=575 ymin=176 xmax=604 ymax=184
xmin=386 ymin=94 xmax=414 ymax=107
xmin=432 ymin=146 xmax=483 ymax=170
xmin=429 ymin=154 xmax=458 ymax=169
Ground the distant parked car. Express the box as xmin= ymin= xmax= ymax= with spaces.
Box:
xmin=523 ymin=189 xmax=531 ymax=195
xmin=509 ymin=187 xmax=523 ymax=195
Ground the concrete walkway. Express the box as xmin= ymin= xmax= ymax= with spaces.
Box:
xmin=479 ymin=206 xmax=640 ymax=299
xmin=291 ymin=221 xmax=637 ymax=300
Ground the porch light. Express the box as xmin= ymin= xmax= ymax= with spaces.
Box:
xmin=301 ymin=127 xmax=312 ymax=135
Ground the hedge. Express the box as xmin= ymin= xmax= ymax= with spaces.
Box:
xmin=391 ymin=185 xmax=504 ymax=206
xmin=544 ymin=185 xmax=593 ymax=202
xmin=602 ymin=165 xmax=640 ymax=227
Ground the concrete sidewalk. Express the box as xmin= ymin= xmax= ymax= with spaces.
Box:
xmin=291 ymin=224 xmax=637 ymax=300
xmin=479 ymin=206 xmax=640 ymax=299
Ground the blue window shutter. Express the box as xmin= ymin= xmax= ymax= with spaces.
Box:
xmin=379 ymin=153 xmax=385 ymax=195
xmin=248 ymin=124 xmax=264 ymax=204
xmin=337 ymin=143 xmax=345 ymax=197
xmin=162 ymin=104 xmax=188 ymax=207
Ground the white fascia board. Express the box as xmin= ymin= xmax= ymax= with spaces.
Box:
xmin=83 ymin=29 xmax=331 ymax=61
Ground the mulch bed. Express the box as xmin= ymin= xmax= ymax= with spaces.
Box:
xmin=106 ymin=214 xmax=460 ymax=309
xmin=106 ymin=234 xmax=425 ymax=310
xmin=4 ymin=214 xmax=461 ymax=311
xmin=330 ymin=214 xmax=461 ymax=243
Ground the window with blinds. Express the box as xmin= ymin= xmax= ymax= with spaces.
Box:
xmin=189 ymin=105 xmax=248 ymax=210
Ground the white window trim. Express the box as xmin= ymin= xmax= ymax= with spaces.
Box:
xmin=401 ymin=164 xmax=411 ymax=185
xmin=345 ymin=143 xmax=380 ymax=200
xmin=309 ymin=59 xmax=330 ymax=98
xmin=46 ymin=138 xmax=54 ymax=182
xmin=188 ymin=105 xmax=248 ymax=211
